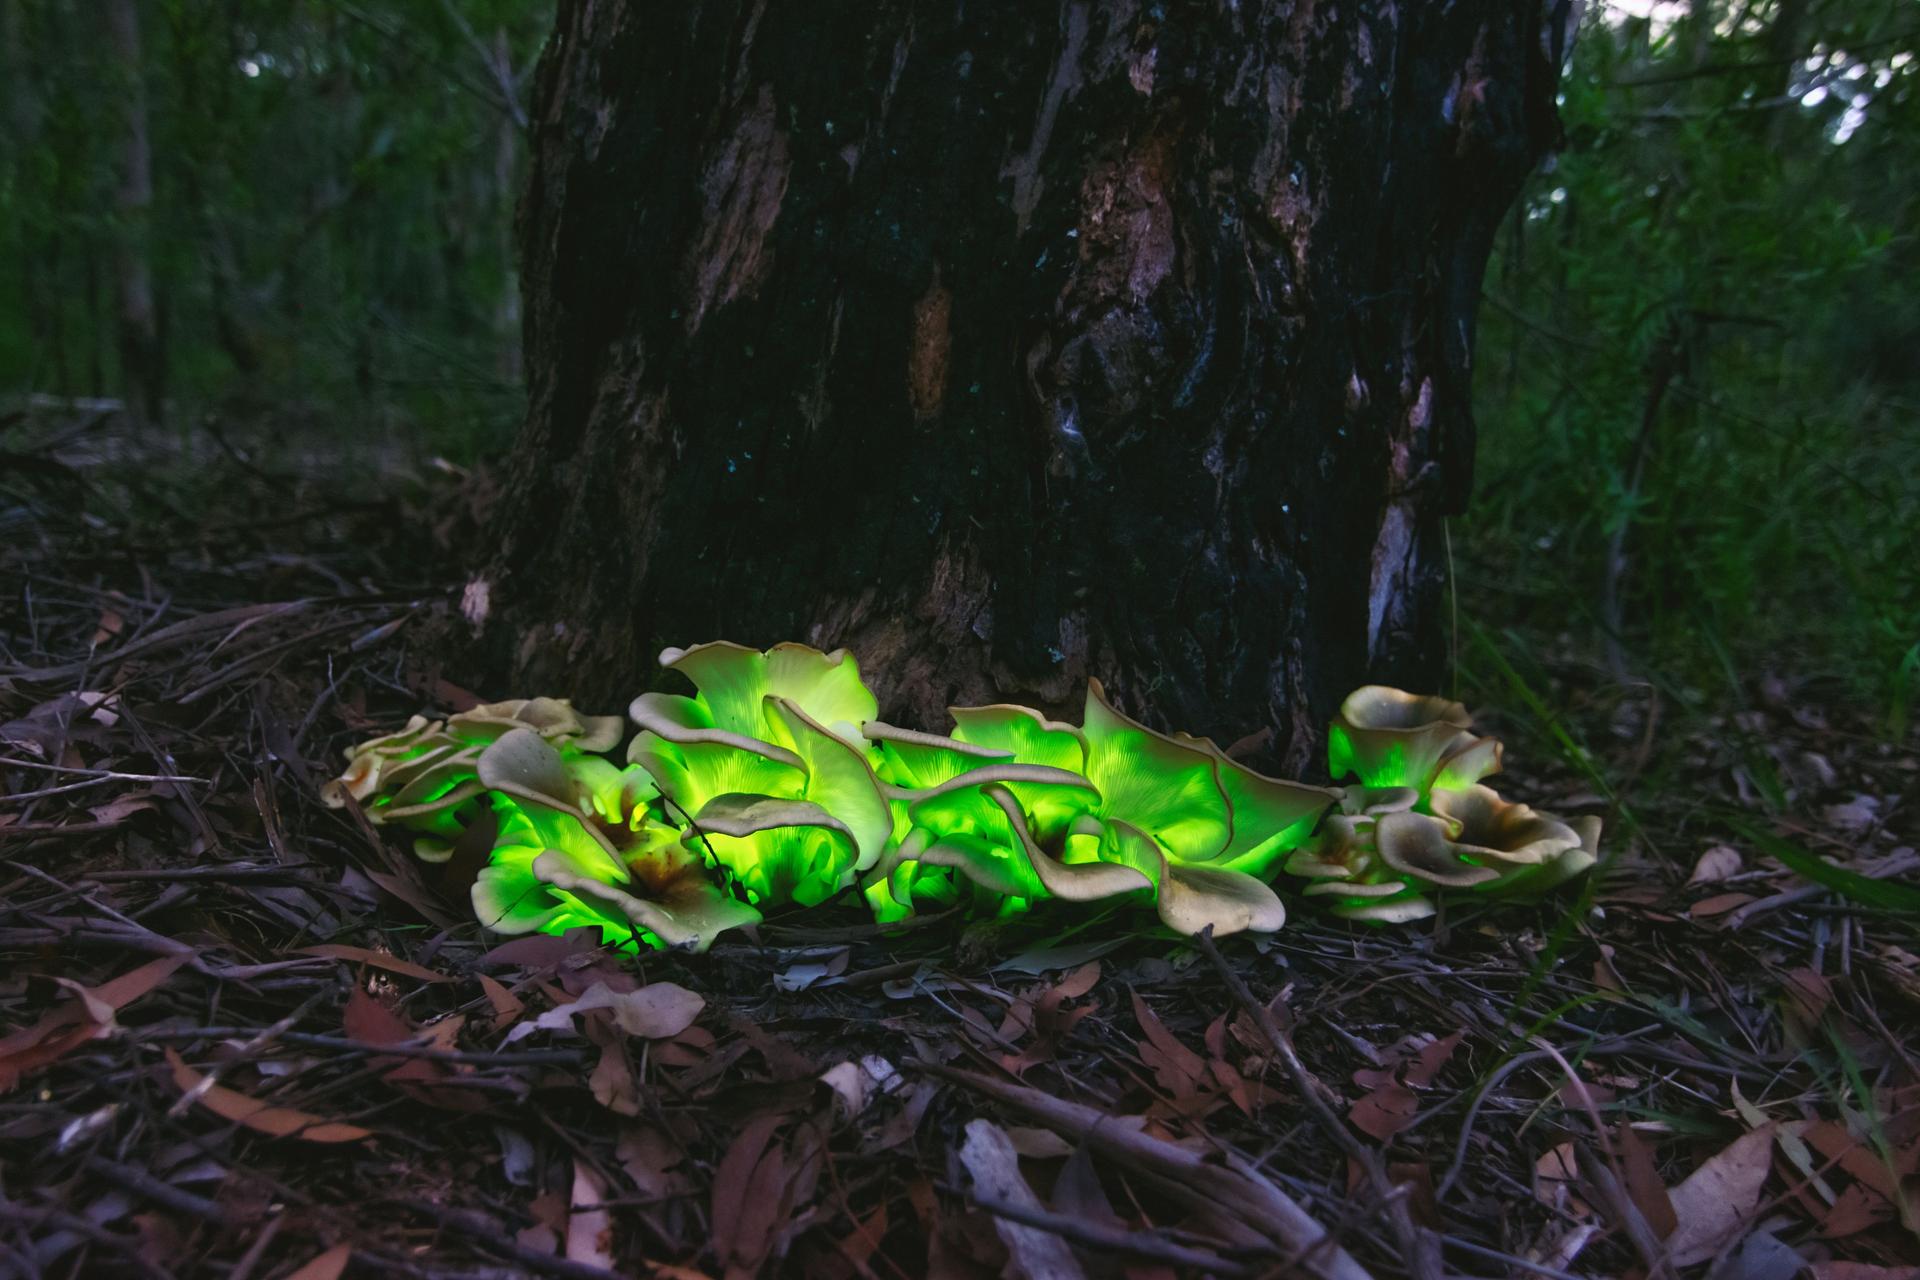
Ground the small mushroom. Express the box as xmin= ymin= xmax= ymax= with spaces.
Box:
xmin=1424 ymin=785 xmax=1582 ymax=871
xmin=1374 ymin=811 xmax=1504 ymax=888
xmin=1327 ymin=686 xmax=1501 ymax=792
xmin=470 ymin=729 xmax=758 ymax=951
xmin=450 ymin=697 xmax=624 ymax=753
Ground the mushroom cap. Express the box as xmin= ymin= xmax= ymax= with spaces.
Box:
xmin=1336 ymin=687 xmax=1473 ymax=732
xmin=452 ymin=697 xmax=624 ymax=753
xmin=1172 ymin=729 xmax=1335 ymax=874
xmin=1080 ymin=680 xmax=1232 ymax=863
xmin=1425 ymin=785 xmax=1581 ymax=869
xmin=1336 ymin=786 xmax=1421 ymax=817
xmin=865 ymin=721 xmax=1011 ymax=790
xmin=948 ymin=703 xmax=1089 ymax=775
xmin=1374 ymin=811 xmax=1504 ymax=888
xmin=1326 ymin=686 xmax=1500 ymax=792
xmin=1093 ymin=816 xmax=1286 ymax=936
xmin=656 ymin=640 xmax=877 ymax=747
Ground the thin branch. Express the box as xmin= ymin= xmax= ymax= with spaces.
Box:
xmin=1192 ymin=927 xmax=1441 ymax=1280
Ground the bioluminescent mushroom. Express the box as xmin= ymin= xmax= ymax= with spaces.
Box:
xmin=324 ymin=654 xmax=1598 ymax=947
xmin=1326 ymin=686 xmax=1502 ymax=792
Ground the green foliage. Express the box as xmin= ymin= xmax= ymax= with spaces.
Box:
xmin=1466 ymin=0 xmax=1920 ymax=727
xmin=0 ymin=0 xmax=550 ymax=455
xmin=330 ymin=643 xmax=1601 ymax=951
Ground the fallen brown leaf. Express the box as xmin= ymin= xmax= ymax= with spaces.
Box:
xmin=507 ymin=980 xmax=704 ymax=1042
xmin=299 ymin=943 xmax=453 ymax=984
xmin=164 ymin=1048 xmax=372 ymax=1143
xmin=1688 ymin=844 xmax=1745 ymax=885
xmin=282 ymin=1243 xmax=353 ymax=1280
xmin=1666 ymin=1124 xmax=1775 ymax=1266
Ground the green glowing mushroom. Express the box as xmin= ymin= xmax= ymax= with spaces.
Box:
xmin=1326 ymin=686 xmax=1502 ymax=792
xmin=449 ymin=696 xmax=625 ymax=753
xmin=873 ymin=684 xmax=1326 ymax=936
xmin=625 ymin=643 xmax=895 ymax=907
xmin=634 ymin=641 xmax=879 ymax=747
xmin=860 ymin=751 xmax=1105 ymax=920
xmin=321 ymin=714 xmax=450 ymax=805
xmin=1417 ymin=785 xmax=1596 ymax=895
xmin=1076 ymin=813 xmax=1288 ymax=935
xmin=1082 ymin=681 xmax=1333 ymax=877
xmin=471 ymin=728 xmax=758 ymax=952
xmin=1287 ymin=792 xmax=1441 ymax=923
xmin=324 ymin=648 xmax=1598 ymax=943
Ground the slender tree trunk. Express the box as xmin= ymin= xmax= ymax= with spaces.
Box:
xmin=106 ymin=0 xmax=163 ymax=425
xmin=2 ymin=0 xmax=48 ymax=389
xmin=474 ymin=1 xmax=1563 ymax=771
xmin=493 ymin=25 xmax=523 ymax=384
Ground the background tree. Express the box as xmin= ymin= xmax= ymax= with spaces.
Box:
xmin=1467 ymin=0 xmax=1919 ymax=735
xmin=0 ymin=0 xmax=1912 ymax=739
xmin=0 ymin=0 xmax=549 ymax=447
xmin=106 ymin=0 xmax=162 ymax=425
xmin=471 ymin=1 xmax=1570 ymax=768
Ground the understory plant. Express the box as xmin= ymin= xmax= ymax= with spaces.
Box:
xmin=324 ymin=643 xmax=1600 ymax=950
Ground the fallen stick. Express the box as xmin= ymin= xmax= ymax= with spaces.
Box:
xmin=953 ymin=1185 xmax=1255 ymax=1276
xmin=1193 ymin=926 xmax=1441 ymax=1280
xmin=916 ymin=1061 xmax=1375 ymax=1280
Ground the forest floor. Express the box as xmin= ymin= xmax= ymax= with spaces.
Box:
xmin=3 ymin=409 xmax=1917 ymax=1280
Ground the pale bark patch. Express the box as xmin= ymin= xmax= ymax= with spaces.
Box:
xmin=684 ymin=84 xmax=790 ymax=336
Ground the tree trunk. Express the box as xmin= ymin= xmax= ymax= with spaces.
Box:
xmin=106 ymin=0 xmax=163 ymax=425
xmin=475 ymin=1 xmax=1563 ymax=772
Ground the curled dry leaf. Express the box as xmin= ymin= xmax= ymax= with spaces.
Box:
xmin=1688 ymin=844 xmax=1745 ymax=885
xmin=0 ymin=953 xmax=190 ymax=1093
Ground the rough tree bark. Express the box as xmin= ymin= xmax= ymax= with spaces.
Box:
xmin=473 ymin=1 xmax=1565 ymax=773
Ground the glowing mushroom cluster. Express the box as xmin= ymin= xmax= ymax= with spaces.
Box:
xmin=1285 ymin=687 xmax=1600 ymax=922
xmin=324 ymin=645 xmax=1599 ymax=951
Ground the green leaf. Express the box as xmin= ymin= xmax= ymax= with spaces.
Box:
xmin=1725 ymin=816 xmax=1920 ymax=915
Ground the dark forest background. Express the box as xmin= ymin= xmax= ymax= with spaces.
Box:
xmin=1 ymin=0 xmax=1915 ymax=732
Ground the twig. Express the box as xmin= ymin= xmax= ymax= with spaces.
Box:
xmin=952 ymin=1185 xmax=1254 ymax=1275
xmin=914 ymin=1060 xmax=1373 ymax=1280
xmin=1726 ymin=849 xmax=1920 ymax=928
xmin=1439 ymin=1233 xmax=1588 ymax=1280
xmin=141 ymin=1027 xmax=585 ymax=1067
xmin=2 ymin=772 xmax=205 ymax=802
xmin=1435 ymin=1048 xmax=1557 ymax=1201
xmin=1191 ymin=927 xmax=1441 ymax=1280
xmin=82 ymin=1155 xmax=229 ymax=1223
xmin=401 ymin=1202 xmax=620 ymax=1279
xmin=1601 ymin=323 xmax=1683 ymax=678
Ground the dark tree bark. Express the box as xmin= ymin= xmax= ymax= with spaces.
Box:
xmin=475 ymin=1 xmax=1564 ymax=772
